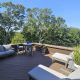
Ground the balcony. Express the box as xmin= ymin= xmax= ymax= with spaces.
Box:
xmin=0 ymin=43 xmax=73 ymax=80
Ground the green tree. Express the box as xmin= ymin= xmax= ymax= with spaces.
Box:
xmin=23 ymin=8 xmax=52 ymax=43
xmin=0 ymin=2 xmax=25 ymax=44
xmin=0 ymin=26 xmax=6 ymax=44
xmin=11 ymin=32 xmax=25 ymax=44
xmin=1 ymin=2 xmax=80 ymax=47
xmin=66 ymin=28 xmax=80 ymax=46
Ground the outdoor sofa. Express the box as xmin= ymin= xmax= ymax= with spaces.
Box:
xmin=28 ymin=64 xmax=80 ymax=80
xmin=0 ymin=44 xmax=15 ymax=57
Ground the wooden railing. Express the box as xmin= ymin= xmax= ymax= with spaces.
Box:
xmin=32 ymin=43 xmax=73 ymax=51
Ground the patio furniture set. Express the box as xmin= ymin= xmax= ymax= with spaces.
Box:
xmin=0 ymin=42 xmax=33 ymax=57
xmin=0 ymin=43 xmax=80 ymax=80
xmin=28 ymin=64 xmax=80 ymax=80
xmin=17 ymin=42 xmax=33 ymax=55
xmin=28 ymin=51 xmax=80 ymax=80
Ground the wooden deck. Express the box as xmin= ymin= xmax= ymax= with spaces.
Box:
xmin=0 ymin=51 xmax=72 ymax=80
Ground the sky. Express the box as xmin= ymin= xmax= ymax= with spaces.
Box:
xmin=0 ymin=0 xmax=80 ymax=29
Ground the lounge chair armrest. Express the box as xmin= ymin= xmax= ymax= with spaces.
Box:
xmin=67 ymin=56 xmax=73 ymax=61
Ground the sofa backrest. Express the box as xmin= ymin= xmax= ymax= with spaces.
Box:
xmin=0 ymin=45 xmax=5 ymax=52
xmin=3 ymin=44 xmax=12 ymax=50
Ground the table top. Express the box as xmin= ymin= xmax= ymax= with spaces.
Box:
xmin=23 ymin=43 xmax=32 ymax=46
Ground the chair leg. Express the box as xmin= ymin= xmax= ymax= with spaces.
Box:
xmin=65 ymin=63 xmax=68 ymax=68
xmin=52 ymin=58 xmax=55 ymax=63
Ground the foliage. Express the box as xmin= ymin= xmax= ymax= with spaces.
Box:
xmin=74 ymin=46 xmax=80 ymax=65
xmin=23 ymin=8 xmax=51 ymax=43
xmin=11 ymin=32 xmax=25 ymax=44
xmin=0 ymin=26 xmax=6 ymax=44
xmin=1 ymin=2 xmax=25 ymax=31
xmin=0 ymin=2 xmax=80 ymax=47
xmin=23 ymin=8 xmax=80 ymax=47
xmin=0 ymin=2 xmax=25 ymax=44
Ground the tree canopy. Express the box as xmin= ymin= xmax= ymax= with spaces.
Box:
xmin=0 ymin=2 xmax=80 ymax=47
xmin=0 ymin=2 xmax=25 ymax=44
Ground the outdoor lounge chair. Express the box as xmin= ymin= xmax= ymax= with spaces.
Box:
xmin=0 ymin=44 xmax=15 ymax=57
xmin=52 ymin=52 xmax=74 ymax=68
xmin=28 ymin=64 xmax=80 ymax=80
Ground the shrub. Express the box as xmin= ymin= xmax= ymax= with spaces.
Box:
xmin=74 ymin=45 xmax=80 ymax=65
xmin=11 ymin=32 xmax=25 ymax=44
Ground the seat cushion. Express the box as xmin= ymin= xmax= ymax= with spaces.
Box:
xmin=52 ymin=53 xmax=69 ymax=63
xmin=28 ymin=64 xmax=66 ymax=80
xmin=5 ymin=50 xmax=15 ymax=54
xmin=0 ymin=50 xmax=15 ymax=57
xmin=0 ymin=52 xmax=7 ymax=56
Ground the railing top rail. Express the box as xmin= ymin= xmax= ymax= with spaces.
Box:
xmin=32 ymin=43 xmax=73 ymax=51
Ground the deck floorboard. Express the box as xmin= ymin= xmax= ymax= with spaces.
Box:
xmin=0 ymin=51 xmax=71 ymax=80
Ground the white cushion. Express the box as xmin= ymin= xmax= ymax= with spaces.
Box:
xmin=3 ymin=44 xmax=12 ymax=50
xmin=52 ymin=53 xmax=70 ymax=63
xmin=68 ymin=68 xmax=80 ymax=79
